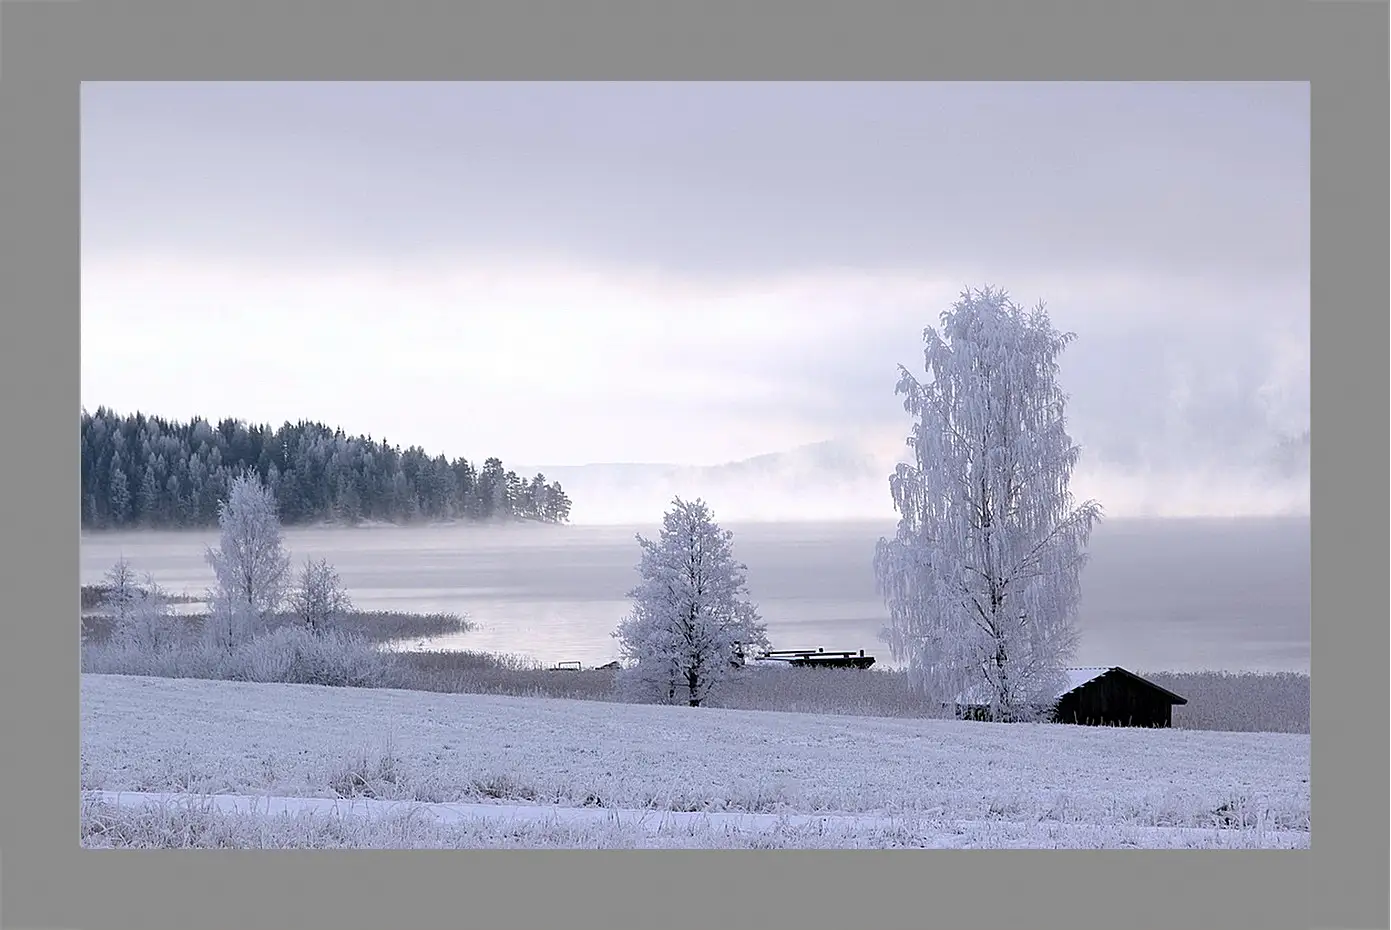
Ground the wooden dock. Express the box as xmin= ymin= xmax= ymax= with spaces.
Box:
xmin=754 ymin=648 xmax=876 ymax=670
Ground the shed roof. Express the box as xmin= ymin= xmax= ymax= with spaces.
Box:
xmin=1065 ymin=667 xmax=1187 ymax=705
xmin=1059 ymin=667 xmax=1113 ymax=698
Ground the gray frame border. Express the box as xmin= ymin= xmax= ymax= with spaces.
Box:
xmin=2 ymin=1 xmax=1384 ymax=929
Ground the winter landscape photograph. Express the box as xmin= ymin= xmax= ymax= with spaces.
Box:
xmin=79 ymin=81 xmax=1310 ymax=850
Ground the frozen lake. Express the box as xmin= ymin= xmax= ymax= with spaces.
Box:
xmin=79 ymin=516 xmax=1310 ymax=673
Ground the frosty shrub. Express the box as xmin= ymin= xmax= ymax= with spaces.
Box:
xmin=612 ymin=497 xmax=769 ymax=707
xmin=203 ymin=587 xmax=255 ymax=655
xmin=109 ymin=573 xmax=181 ymax=655
xmin=205 ymin=473 xmax=292 ymax=651
xmin=874 ymin=287 xmax=1101 ymax=721
xmin=234 ymin=625 xmax=390 ymax=688
xmin=81 ymin=638 xmax=221 ymax=679
xmin=82 ymin=625 xmax=394 ymax=689
xmin=288 ymin=558 xmax=354 ymax=634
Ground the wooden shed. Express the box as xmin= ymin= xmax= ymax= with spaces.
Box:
xmin=1050 ymin=667 xmax=1187 ymax=728
xmin=952 ymin=666 xmax=1187 ymax=727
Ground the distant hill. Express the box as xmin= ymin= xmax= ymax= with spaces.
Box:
xmin=523 ymin=439 xmax=903 ymax=524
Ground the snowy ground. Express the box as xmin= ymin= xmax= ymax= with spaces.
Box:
xmin=80 ymin=674 xmax=1310 ymax=849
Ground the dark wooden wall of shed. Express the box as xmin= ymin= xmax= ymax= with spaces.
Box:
xmin=1052 ymin=675 xmax=1175 ymax=727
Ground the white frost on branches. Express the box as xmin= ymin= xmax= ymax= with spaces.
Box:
xmin=288 ymin=558 xmax=354 ymax=634
xmin=873 ymin=287 xmax=1102 ymax=722
xmin=102 ymin=558 xmax=179 ymax=653
xmin=613 ymin=497 xmax=769 ymax=707
xmin=101 ymin=557 xmax=141 ymax=632
xmin=205 ymin=473 xmax=291 ymax=651
xmin=118 ymin=573 xmax=180 ymax=654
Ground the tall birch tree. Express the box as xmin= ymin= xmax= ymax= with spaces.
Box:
xmin=874 ymin=287 xmax=1102 ymax=721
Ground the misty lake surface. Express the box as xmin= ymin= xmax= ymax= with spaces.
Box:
xmin=80 ymin=517 xmax=1310 ymax=674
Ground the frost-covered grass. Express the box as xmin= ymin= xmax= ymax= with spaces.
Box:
xmin=81 ymin=607 xmax=471 ymax=648
xmin=81 ymin=791 xmax=1306 ymax=849
xmin=709 ymin=665 xmax=947 ymax=718
xmin=81 ymin=673 xmax=1310 ymax=849
xmin=1143 ymin=671 xmax=1309 ymax=734
xmin=310 ymin=609 xmax=473 ymax=644
xmin=388 ymin=650 xmax=622 ymax=701
xmin=81 ymin=583 xmax=201 ymax=610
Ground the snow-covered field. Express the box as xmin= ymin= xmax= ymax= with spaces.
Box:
xmin=80 ymin=674 xmax=1311 ymax=849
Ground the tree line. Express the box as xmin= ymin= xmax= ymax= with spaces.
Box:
xmin=80 ymin=407 xmax=572 ymax=530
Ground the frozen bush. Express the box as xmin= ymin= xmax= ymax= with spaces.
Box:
xmin=81 ymin=625 xmax=395 ymax=690
xmin=288 ymin=558 xmax=354 ymax=633
xmin=111 ymin=574 xmax=181 ymax=655
xmin=233 ymin=626 xmax=392 ymax=688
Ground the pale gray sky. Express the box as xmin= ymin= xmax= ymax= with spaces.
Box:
xmin=81 ymin=82 xmax=1309 ymax=517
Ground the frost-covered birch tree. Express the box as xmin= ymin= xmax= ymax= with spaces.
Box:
xmin=205 ymin=473 xmax=291 ymax=650
xmin=873 ymin=287 xmax=1102 ymax=722
xmin=613 ymin=498 xmax=769 ymax=707
xmin=288 ymin=557 xmax=354 ymax=634
xmin=101 ymin=557 xmax=140 ymax=631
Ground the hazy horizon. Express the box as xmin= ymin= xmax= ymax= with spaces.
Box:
xmin=82 ymin=82 xmax=1309 ymax=521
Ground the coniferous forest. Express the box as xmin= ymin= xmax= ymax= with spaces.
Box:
xmin=80 ymin=407 xmax=572 ymax=530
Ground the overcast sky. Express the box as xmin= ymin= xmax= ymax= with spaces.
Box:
xmin=81 ymin=82 xmax=1309 ymax=517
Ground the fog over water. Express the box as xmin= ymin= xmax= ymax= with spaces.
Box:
xmin=80 ymin=515 xmax=1310 ymax=674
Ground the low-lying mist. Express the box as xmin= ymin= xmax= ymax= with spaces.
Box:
xmin=530 ymin=439 xmax=1311 ymax=525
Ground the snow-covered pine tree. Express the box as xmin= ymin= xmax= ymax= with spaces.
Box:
xmin=873 ymin=287 xmax=1102 ymax=722
xmin=613 ymin=497 xmax=769 ymax=707
xmin=527 ymin=474 xmax=550 ymax=521
xmin=137 ymin=462 xmax=160 ymax=523
xmin=108 ymin=456 xmax=132 ymax=526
